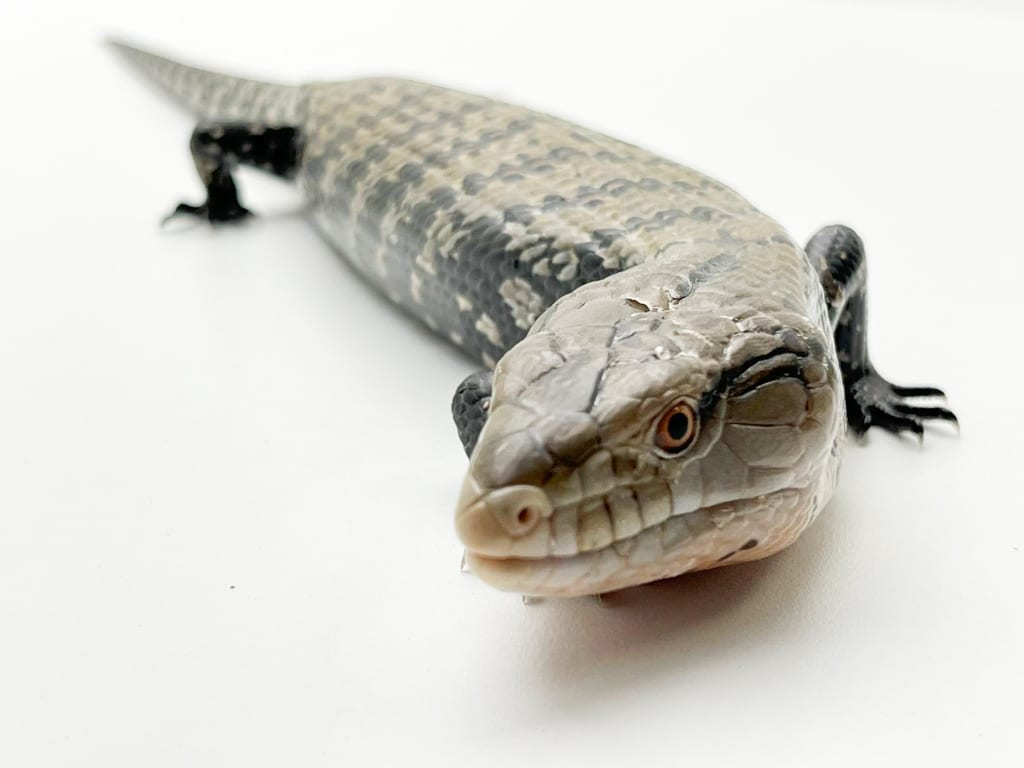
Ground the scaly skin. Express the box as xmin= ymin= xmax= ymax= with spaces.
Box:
xmin=113 ymin=42 xmax=954 ymax=597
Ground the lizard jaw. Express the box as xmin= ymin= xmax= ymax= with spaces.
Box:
xmin=463 ymin=484 xmax=821 ymax=598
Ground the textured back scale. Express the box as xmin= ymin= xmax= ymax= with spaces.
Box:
xmin=295 ymin=79 xmax=807 ymax=367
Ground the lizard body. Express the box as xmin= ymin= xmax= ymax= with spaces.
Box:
xmin=114 ymin=42 xmax=955 ymax=597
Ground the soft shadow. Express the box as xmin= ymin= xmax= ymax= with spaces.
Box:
xmin=517 ymin=492 xmax=847 ymax=710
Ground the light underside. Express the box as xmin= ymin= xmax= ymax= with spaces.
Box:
xmin=466 ymin=483 xmax=821 ymax=597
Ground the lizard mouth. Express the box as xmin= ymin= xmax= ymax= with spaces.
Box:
xmin=463 ymin=486 xmax=818 ymax=597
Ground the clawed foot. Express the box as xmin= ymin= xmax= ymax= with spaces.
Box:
xmin=162 ymin=199 xmax=252 ymax=226
xmin=847 ymin=367 xmax=958 ymax=439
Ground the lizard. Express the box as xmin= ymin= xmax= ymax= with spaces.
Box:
xmin=111 ymin=41 xmax=956 ymax=598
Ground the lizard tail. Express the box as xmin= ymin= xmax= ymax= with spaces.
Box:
xmin=108 ymin=39 xmax=303 ymax=124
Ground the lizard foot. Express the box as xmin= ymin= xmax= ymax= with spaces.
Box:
xmin=846 ymin=366 xmax=958 ymax=439
xmin=162 ymin=199 xmax=252 ymax=226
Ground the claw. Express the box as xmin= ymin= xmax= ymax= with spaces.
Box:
xmin=868 ymin=407 xmax=924 ymax=438
xmin=890 ymin=384 xmax=946 ymax=400
xmin=893 ymin=403 xmax=959 ymax=426
xmin=161 ymin=202 xmax=203 ymax=227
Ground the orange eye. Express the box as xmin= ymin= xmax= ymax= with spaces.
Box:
xmin=654 ymin=401 xmax=698 ymax=454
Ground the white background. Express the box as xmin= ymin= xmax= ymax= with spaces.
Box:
xmin=1 ymin=1 xmax=1021 ymax=765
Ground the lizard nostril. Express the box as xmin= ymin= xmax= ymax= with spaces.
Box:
xmin=455 ymin=482 xmax=552 ymax=557
xmin=516 ymin=506 xmax=536 ymax=527
xmin=488 ymin=486 xmax=550 ymax=536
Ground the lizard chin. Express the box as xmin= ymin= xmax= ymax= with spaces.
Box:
xmin=463 ymin=485 xmax=821 ymax=597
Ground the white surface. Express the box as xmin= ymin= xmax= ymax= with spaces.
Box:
xmin=1 ymin=1 xmax=1021 ymax=765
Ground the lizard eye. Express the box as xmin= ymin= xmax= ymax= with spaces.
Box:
xmin=654 ymin=401 xmax=698 ymax=454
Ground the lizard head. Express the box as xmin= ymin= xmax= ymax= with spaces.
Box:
xmin=455 ymin=250 xmax=844 ymax=597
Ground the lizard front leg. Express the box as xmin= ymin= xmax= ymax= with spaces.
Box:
xmin=806 ymin=224 xmax=957 ymax=437
xmin=452 ymin=370 xmax=493 ymax=457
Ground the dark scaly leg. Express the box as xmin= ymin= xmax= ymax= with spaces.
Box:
xmin=167 ymin=123 xmax=302 ymax=224
xmin=806 ymin=224 xmax=957 ymax=438
xmin=452 ymin=371 xmax=493 ymax=457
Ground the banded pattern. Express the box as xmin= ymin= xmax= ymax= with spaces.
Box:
xmin=295 ymin=78 xmax=780 ymax=366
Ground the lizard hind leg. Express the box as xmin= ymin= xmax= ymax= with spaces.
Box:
xmin=167 ymin=122 xmax=303 ymax=224
xmin=805 ymin=224 xmax=958 ymax=438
